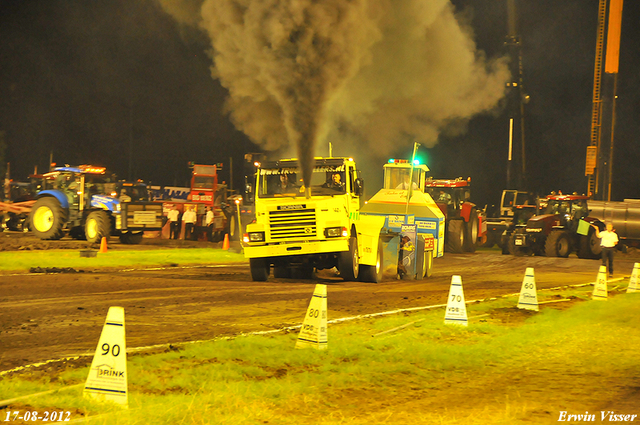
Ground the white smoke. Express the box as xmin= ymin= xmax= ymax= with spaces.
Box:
xmin=159 ymin=0 xmax=509 ymax=183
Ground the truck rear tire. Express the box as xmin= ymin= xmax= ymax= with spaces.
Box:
xmin=446 ymin=220 xmax=465 ymax=254
xmin=464 ymin=209 xmax=478 ymax=252
xmin=359 ymin=240 xmax=383 ymax=283
xmin=250 ymin=258 xmax=270 ymax=281
xmin=85 ymin=210 xmax=111 ymax=244
xmin=339 ymin=237 xmax=359 ymax=281
xmin=545 ymin=230 xmax=571 ymax=258
xmin=30 ymin=197 xmax=67 ymax=240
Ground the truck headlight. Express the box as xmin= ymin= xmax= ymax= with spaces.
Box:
xmin=325 ymin=227 xmax=348 ymax=238
xmin=246 ymin=232 xmax=265 ymax=242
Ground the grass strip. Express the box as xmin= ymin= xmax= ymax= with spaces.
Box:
xmin=2 ymin=289 xmax=639 ymax=424
xmin=0 ymin=248 xmax=246 ymax=272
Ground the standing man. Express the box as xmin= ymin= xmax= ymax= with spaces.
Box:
xmin=205 ymin=206 xmax=214 ymax=242
xmin=183 ymin=207 xmax=198 ymax=241
xmin=168 ymin=205 xmax=180 ymax=240
xmin=593 ymin=223 xmax=619 ymax=277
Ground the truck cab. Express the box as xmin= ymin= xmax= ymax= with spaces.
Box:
xmin=383 ymin=159 xmax=428 ymax=190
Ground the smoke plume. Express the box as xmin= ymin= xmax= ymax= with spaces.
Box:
xmin=159 ymin=0 xmax=509 ymax=185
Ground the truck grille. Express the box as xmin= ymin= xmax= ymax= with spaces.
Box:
xmin=269 ymin=209 xmax=317 ymax=240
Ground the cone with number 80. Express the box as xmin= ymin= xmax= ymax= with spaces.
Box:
xmin=296 ymin=284 xmax=328 ymax=350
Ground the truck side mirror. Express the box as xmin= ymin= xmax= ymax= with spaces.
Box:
xmin=354 ymin=178 xmax=364 ymax=197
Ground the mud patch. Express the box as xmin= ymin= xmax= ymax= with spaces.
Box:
xmin=29 ymin=267 xmax=85 ymax=274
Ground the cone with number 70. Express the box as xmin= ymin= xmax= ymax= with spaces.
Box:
xmin=296 ymin=284 xmax=328 ymax=350
xmin=444 ymin=276 xmax=468 ymax=326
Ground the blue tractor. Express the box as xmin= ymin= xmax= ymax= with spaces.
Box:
xmin=29 ymin=165 xmax=163 ymax=244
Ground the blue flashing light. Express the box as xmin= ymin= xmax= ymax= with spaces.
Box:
xmin=388 ymin=159 xmax=394 ymax=163
xmin=413 ymin=159 xmax=420 ymax=166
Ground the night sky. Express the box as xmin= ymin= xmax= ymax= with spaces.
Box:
xmin=1 ymin=0 xmax=639 ymax=207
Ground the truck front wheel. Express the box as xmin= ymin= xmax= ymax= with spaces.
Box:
xmin=30 ymin=197 xmax=67 ymax=240
xmin=85 ymin=211 xmax=111 ymax=244
xmin=339 ymin=237 xmax=359 ymax=281
xmin=250 ymin=258 xmax=270 ymax=281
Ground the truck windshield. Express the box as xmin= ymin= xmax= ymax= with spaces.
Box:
xmin=258 ymin=166 xmax=347 ymax=198
xmin=425 ymin=188 xmax=454 ymax=204
xmin=544 ymin=200 xmax=587 ymax=218
xmin=117 ymin=184 xmax=149 ymax=201
xmin=193 ymin=176 xmax=215 ymax=189
xmin=385 ymin=168 xmax=421 ymax=190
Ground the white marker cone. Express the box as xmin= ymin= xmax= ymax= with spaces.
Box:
xmin=444 ymin=276 xmax=468 ymax=326
xmin=517 ymin=267 xmax=539 ymax=311
xmin=627 ymin=263 xmax=639 ymax=293
xmin=592 ymin=265 xmax=608 ymax=300
xmin=296 ymin=284 xmax=328 ymax=350
xmin=84 ymin=307 xmax=128 ymax=407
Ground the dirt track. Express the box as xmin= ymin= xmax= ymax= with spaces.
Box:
xmin=2 ymin=236 xmax=638 ymax=373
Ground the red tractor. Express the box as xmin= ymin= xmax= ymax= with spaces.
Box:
xmin=424 ymin=177 xmax=484 ymax=253
xmin=509 ymin=193 xmax=590 ymax=257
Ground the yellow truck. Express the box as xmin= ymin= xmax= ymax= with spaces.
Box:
xmin=243 ymin=157 xmax=444 ymax=282
xmin=243 ymin=157 xmax=386 ymax=281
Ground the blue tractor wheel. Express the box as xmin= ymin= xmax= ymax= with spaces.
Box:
xmin=85 ymin=210 xmax=111 ymax=244
xmin=30 ymin=197 xmax=66 ymax=240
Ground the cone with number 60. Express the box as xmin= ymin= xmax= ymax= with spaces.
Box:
xmin=517 ymin=268 xmax=539 ymax=311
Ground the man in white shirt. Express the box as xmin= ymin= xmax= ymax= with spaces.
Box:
xmin=593 ymin=222 xmax=619 ymax=277
xmin=395 ymin=173 xmax=419 ymax=190
xmin=167 ymin=205 xmax=180 ymax=240
xmin=205 ymin=207 xmax=214 ymax=241
xmin=183 ymin=207 xmax=198 ymax=241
